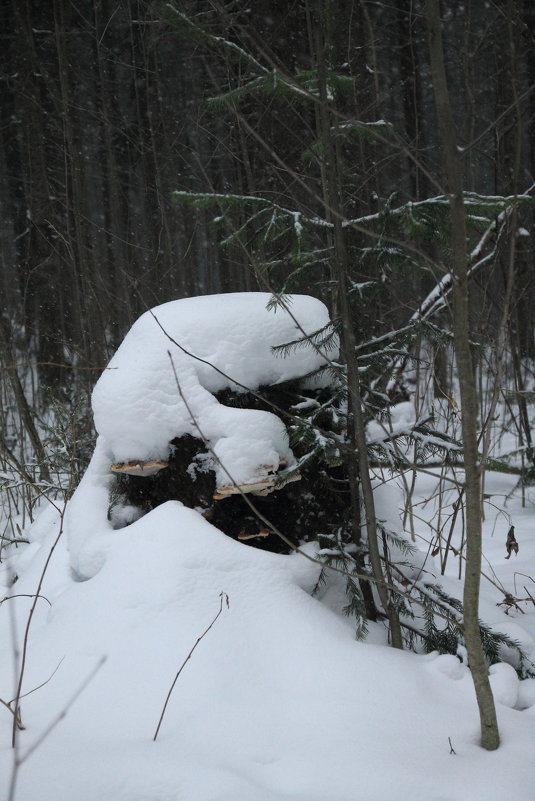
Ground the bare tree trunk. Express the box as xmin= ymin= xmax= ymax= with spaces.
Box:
xmin=312 ymin=0 xmax=401 ymax=645
xmin=426 ymin=0 xmax=499 ymax=750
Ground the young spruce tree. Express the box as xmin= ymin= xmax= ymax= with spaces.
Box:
xmin=162 ymin=3 xmax=535 ymax=732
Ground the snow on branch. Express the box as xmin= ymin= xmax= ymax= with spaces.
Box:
xmin=163 ymin=5 xmax=268 ymax=76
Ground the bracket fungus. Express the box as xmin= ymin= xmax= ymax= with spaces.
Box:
xmin=110 ymin=460 xmax=169 ymax=477
xmin=80 ymin=293 xmax=347 ymax=554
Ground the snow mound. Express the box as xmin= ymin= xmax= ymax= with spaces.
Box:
xmin=68 ymin=293 xmax=336 ymax=579
xmin=92 ymin=292 xmax=335 ymax=465
xmin=3 ymin=502 xmax=535 ymax=801
xmin=489 ymin=662 xmax=520 ymax=708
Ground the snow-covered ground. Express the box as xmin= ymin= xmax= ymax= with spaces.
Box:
xmin=1 ymin=293 xmax=535 ymax=801
xmin=1 ymin=474 xmax=535 ymax=801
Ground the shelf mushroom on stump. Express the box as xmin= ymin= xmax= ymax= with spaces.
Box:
xmin=87 ymin=293 xmax=346 ymax=553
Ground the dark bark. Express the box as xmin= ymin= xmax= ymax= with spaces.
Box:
xmin=108 ymin=385 xmax=353 ymax=555
xmin=312 ymin=2 xmax=401 ymax=642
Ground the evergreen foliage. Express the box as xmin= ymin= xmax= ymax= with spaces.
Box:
xmin=164 ymin=1 xmax=535 ymax=674
xmin=415 ymin=582 xmax=535 ymax=679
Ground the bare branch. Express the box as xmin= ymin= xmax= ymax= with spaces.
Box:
xmin=153 ymin=593 xmax=229 ymax=741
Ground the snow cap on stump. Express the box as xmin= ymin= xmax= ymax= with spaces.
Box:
xmin=92 ymin=292 xmax=337 ymax=489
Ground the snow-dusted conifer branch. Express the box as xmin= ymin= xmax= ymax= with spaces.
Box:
xmin=172 ymin=187 xmax=443 ymax=276
xmin=161 ymin=3 xmax=535 ymax=667
xmin=167 ymin=355 xmax=477 ymax=639
xmin=166 ymin=4 xmax=493 ymax=645
xmin=343 ymin=190 xmax=534 ymax=231
xmin=172 ymin=150 xmax=531 ymax=379
xmin=161 ymin=343 xmax=469 ymax=637
xmin=383 ymin=203 xmax=525 ymax=398
xmin=163 ymin=3 xmax=447 ymax=202
xmin=410 ymin=208 xmax=515 ymax=323
xmin=162 ymin=5 xmax=268 ymax=76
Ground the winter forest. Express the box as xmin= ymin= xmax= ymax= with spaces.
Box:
xmin=2 ymin=1 xmax=535 ymax=800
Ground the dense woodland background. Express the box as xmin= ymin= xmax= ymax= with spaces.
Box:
xmin=1 ymin=0 xmax=535 ymax=396
xmin=2 ymin=1 xmax=535 ymax=756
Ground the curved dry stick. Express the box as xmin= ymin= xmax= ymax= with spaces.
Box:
xmin=153 ymin=592 xmax=229 ymax=742
xmin=10 ymin=657 xmax=65 ymax=706
xmin=1 ymin=594 xmax=51 ymax=607
xmin=11 ymin=514 xmax=65 ymax=748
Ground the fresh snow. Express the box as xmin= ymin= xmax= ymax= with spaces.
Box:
xmin=366 ymin=400 xmax=417 ymax=443
xmin=2 ymin=483 xmax=535 ymax=801
xmin=1 ymin=293 xmax=535 ymax=801
xmin=68 ymin=292 xmax=336 ymax=579
xmin=92 ymin=292 xmax=335 ymax=464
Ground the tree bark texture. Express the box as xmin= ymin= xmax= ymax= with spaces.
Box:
xmin=426 ymin=0 xmax=499 ymax=750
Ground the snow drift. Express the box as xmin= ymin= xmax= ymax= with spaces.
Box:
xmin=2 ymin=292 xmax=535 ymax=801
xmin=2 ymin=500 xmax=535 ymax=801
xmin=67 ymin=292 xmax=337 ymax=578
